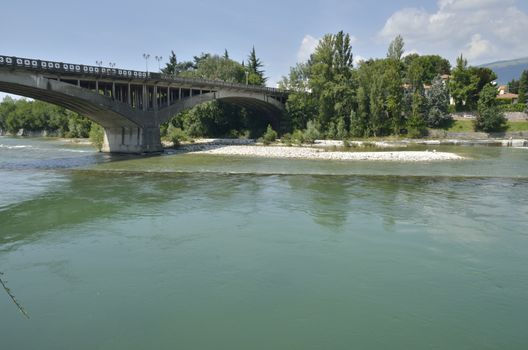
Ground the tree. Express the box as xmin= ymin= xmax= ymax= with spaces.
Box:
xmin=162 ymin=50 xmax=178 ymax=75
xmin=449 ymin=55 xmax=479 ymax=111
xmin=518 ymin=70 xmax=528 ymax=104
xmin=223 ymin=49 xmax=229 ymax=60
xmin=407 ymin=88 xmax=427 ymax=137
xmin=475 ymin=84 xmax=506 ymax=132
xmin=247 ymin=46 xmax=267 ymax=86
xmin=426 ymin=76 xmax=451 ymax=128
xmin=387 ymin=35 xmax=405 ymax=61
xmin=404 ymin=54 xmax=451 ymax=84
xmin=308 ymin=31 xmax=355 ymax=133
xmin=179 ymin=54 xmax=246 ymax=83
xmin=279 ymin=63 xmax=316 ymax=131
xmin=161 ymin=51 xmax=194 ymax=75
xmin=369 ymin=74 xmax=386 ymax=136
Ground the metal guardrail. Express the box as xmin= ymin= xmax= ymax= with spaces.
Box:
xmin=0 ymin=54 xmax=287 ymax=95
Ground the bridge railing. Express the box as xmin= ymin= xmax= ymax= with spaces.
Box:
xmin=0 ymin=54 xmax=287 ymax=96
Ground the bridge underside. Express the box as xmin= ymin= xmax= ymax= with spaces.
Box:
xmin=0 ymin=69 xmax=286 ymax=153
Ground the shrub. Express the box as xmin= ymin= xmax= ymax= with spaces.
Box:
xmin=261 ymin=124 xmax=278 ymax=145
xmin=475 ymin=85 xmax=507 ymax=132
xmin=498 ymin=103 xmax=526 ymax=113
xmin=167 ymin=126 xmax=189 ymax=148
xmin=280 ymin=133 xmax=292 ymax=145
xmin=89 ymin=123 xmax=104 ymax=152
xmin=303 ymin=120 xmax=320 ymax=144
xmin=292 ymin=129 xmax=305 ymax=145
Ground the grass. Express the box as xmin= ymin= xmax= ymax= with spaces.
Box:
xmin=440 ymin=120 xmax=528 ymax=133
xmin=506 ymin=121 xmax=528 ymax=132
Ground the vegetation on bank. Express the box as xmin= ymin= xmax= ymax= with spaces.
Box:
xmin=0 ymin=96 xmax=97 ymax=138
xmin=1 ymin=34 xmax=528 ymax=144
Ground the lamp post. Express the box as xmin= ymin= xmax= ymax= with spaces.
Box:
xmin=155 ymin=56 xmax=163 ymax=73
xmin=108 ymin=62 xmax=116 ymax=68
xmin=142 ymin=53 xmax=150 ymax=73
xmin=96 ymin=60 xmax=102 ymax=67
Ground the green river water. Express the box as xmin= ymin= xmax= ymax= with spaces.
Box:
xmin=0 ymin=136 xmax=527 ymax=349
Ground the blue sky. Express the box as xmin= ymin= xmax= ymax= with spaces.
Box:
xmin=2 ymin=0 xmax=528 ymax=99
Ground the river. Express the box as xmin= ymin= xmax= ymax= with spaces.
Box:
xmin=0 ymin=136 xmax=527 ymax=349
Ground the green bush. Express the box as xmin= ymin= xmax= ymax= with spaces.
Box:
xmin=167 ymin=126 xmax=189 ymax=148
xmin=261 ymin=124 xmax=278 ymax=145
xmin=292 ymin=129 xmax=305 ymax=145
xmin=280 ymin=133 xmax=292 ymax=145
xmin=89 ymin=123 xmax=104 ymax=152
xmin=498 ymin=103 xmax=526 ymax=113
xmin=303 ymin=120 xmax=320 ymax=144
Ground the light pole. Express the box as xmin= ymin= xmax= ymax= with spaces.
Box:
xmin=143 ymin=53 xmax=150 ymax=73
xmin=155 ymin=56 xmax=162 ymax=72
xmin=108 ymin=62 xmax=116 ymax=68
xmin=245 ymin=71 xmax=249 ymax=85
xmin=96 ymin=60 xmax=102 ymax=68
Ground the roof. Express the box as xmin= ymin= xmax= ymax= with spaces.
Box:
xmin=497 ymin=93 xmax=518 ymax=99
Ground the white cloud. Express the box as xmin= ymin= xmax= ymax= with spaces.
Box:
xmin=379 ymin=0 xmax=528 ymax=64
xmin=297 ymin=35 xmax=319 ymax=63
xmin=353 ymin=54 xmax=365 ymax=67
xmin=464 ymin=34 xmax=494 ymax=61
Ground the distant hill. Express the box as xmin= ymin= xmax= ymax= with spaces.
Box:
xmin=479 ymin=57 xmax=528 ymax=84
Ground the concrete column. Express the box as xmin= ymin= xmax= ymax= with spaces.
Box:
xmin=153 ymin=85 xmax=158 ymax=111
xmin=112 ymin=82 xmax=116 ymax=100
xmin=142 ymin=85 xmax=147 ymax=111
xmin=95 ymin=80 xmax=99 ymax=93
xmin=127 ymin=83 xmax=131 ymax=105
xmin=178 ymin=87 xmax=182 ymax=100
xmin=167 ymin=86 xmax=171 ymax=105
xmin=102 ymin=126 xmax=162 ymax=153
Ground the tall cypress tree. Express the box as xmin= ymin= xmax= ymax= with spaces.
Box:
xmin=247 ymin=46 xmax=267 ymax=86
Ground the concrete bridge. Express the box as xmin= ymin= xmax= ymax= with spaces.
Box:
xmin=0 ymin=55 xmax=288 ymax=153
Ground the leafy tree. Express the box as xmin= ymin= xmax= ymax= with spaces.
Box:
xmin=518 ymin=70 xmax=528 ymax=104
xmin=426 ymin=76 xmax=451 ymax=128
xmin=180 ymin=54 xmax=246 ymax=83
xmin=404 ymin=54 xmax=451 ymax=84
xmin=308 ymin=31 xmax=355 ymax=132
xmin=475 ymin=84 xmax=506 ymax=132
xmin=407 ymin=89 xmax=427 ymax=137
xmin=385 ymin=58 xmax=404 ymax=135
xmin=279 ymin=63 xmax=317 ymax=131
xmin=350 ymin=86 xmax=369 ymax=137
xmin=369 ymin=73 xmax=386 ymax=136
xmin=508 ymin=78 xmax=520 ymax=94
xmin=449 ymin=55 xmax=479 ymax=111
xmin=387 ymin=35 xmax=405 ymax=61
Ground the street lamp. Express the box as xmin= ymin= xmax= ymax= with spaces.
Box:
xmin=143 ymin=53 xmax=150 ymax=73
xmin=96 ymin=60 xmax=102 ymax=67
xmin=108 ymin=62 xmax=116 ymax=68
xmin=155 ymin=56 xmax=163 ymax=72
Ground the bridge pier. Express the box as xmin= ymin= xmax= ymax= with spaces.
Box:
xmin=102 ymin=126 xmax=162 ymax=154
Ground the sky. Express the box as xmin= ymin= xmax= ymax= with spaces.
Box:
xmin=1 ymin=0 xmax=528 ymax=100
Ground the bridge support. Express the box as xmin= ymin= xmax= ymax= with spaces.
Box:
xmin=102 ymin=126 xmax=162 ymax=154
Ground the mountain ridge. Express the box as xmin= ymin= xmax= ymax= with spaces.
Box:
xmin=479 ymin=57 xmax=528 ymax=84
